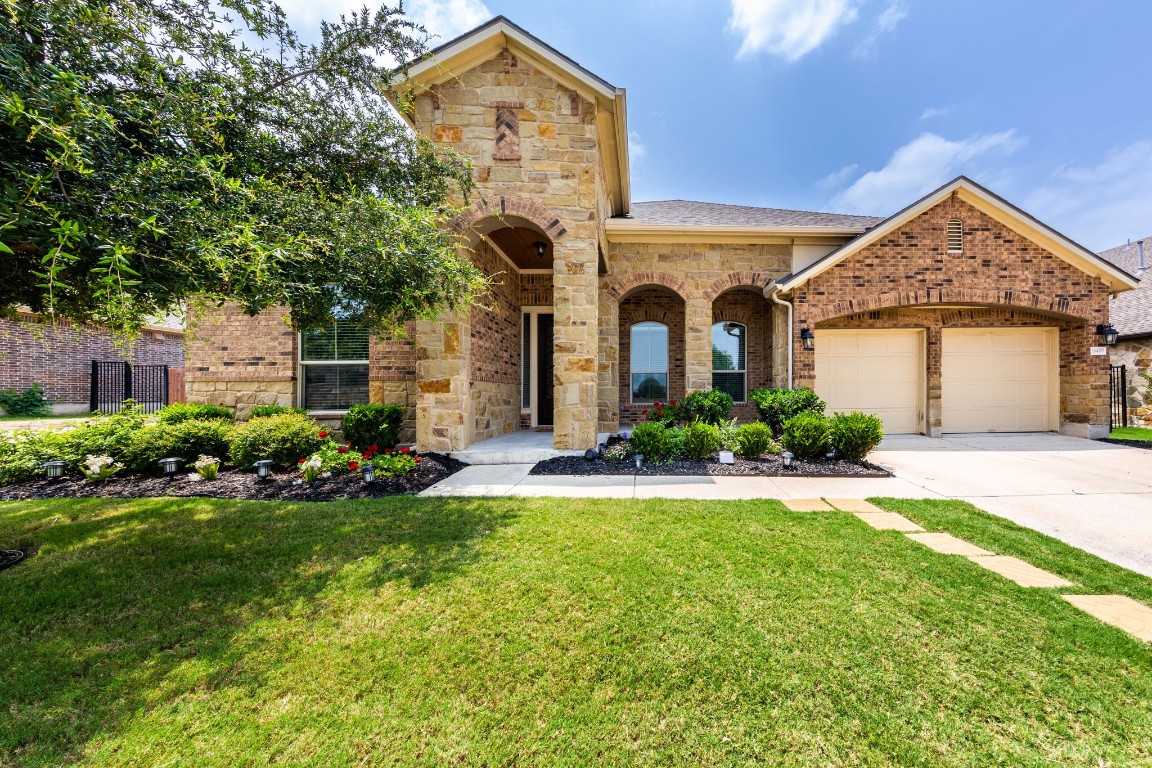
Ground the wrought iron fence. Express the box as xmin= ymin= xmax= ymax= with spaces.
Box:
xmin=1109 ymin=364 xmax=1129 ymax=431
xmin=89 ymin=360 xmax=170 ymax=414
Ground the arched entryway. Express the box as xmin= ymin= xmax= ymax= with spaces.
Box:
xmin=711 ymin=287 xmax=775 ymax=421
xmin=617 ymin=286 xmax=686 ymax=426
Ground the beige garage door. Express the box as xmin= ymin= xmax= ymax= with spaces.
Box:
xmin=814 ymin=330 xmax=923 ymax=434
xmin=941 ymin=328 xmax=1056 ymax=433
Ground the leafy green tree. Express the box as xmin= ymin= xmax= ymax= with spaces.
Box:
xmin=0 ymin=0 xmax=483 ymax=335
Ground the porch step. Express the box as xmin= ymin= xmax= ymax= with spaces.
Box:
xmin=449 ymin=448 xmax=584 ymax=465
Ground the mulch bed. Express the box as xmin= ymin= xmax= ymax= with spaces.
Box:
xmin=0 ymin=453 xmax=466 ymax=503
xmin=1096 ymin=438 xmax=1152 ymax=451
xmin=530 ymin=454 xmax=891 ymax=478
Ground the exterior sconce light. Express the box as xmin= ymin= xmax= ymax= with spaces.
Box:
xmin=253 ymin=460 xmax=276 ymax=479
xmin=42 ymin=461 xmax=68 ymax=480
xmin=158 ymin=457 xmax=183 ymax=477
xmin=1096 ymin=324 xmax=1119 ymax=346
xmin=534 ymin=241 xmax=548 ymax=259
xmin=781 ymin=451 xmax=795 ymax=470
xmin=359 ymin=463 xmax=377 ymax=483
xmin=634 ymin=453 xmax=645 ymax=470
xmin=800 ymin=328 xmax=815 ymax=351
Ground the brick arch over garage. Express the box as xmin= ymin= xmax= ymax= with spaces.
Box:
xmin=606 ymin=272 xmax=693 ymax=302
xmin=703 ymin=272 xmax=776 ymax=303
xmin=449 ymin=195 xmax=568 ymax=242
xmin=804 ymin=287 xmax=1090 ymax=325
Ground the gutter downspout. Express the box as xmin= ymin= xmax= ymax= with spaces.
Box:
xmin=769 ymin=286 xmax=794 ymax=390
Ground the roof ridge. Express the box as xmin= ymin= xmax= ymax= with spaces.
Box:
xmin=632 ymin=199 xmax=884 ymax=219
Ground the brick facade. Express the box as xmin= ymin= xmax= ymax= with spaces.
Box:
xmin=618 ymin=288 xmax=685 ymax=425
xmin=712 ymin=289 xmax=775 ymax=421
xmin=469 ymin=239 xmax=522 ymax=442
xmin=0 ymin=316 xmax=184 ymax=412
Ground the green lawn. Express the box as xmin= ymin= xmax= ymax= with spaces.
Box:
xmin=1111 ymin=426 xmax=1152 ymax=442
xmin=2 ymin=496 xmax=1150 ymax=767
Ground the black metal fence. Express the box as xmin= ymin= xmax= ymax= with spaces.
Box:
xmin=90 ymin=360 xmax=170 ymax=414
xmin=1109 ymin=364 xmax=1129 ymax=431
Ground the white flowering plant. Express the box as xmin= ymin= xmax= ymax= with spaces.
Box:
xmin=193 ymin=455 xmax=221 ymax=480
xmin=298 ymin=454 xmax=323 ymax=482
xmin=80 ymin=455 xmax=122 ymax=483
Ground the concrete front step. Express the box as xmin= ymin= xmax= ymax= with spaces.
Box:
xmin=449 ymin=448 xmax=584 ymax=465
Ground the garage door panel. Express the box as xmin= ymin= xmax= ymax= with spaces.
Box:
xmin=942 ymin=329 xmax=1054 ymax=433
xmin=815 ymin=330 xmax=922 ymax=435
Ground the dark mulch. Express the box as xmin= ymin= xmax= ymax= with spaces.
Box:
xmin=529 ymin=453 xmax=891 ymax=477
xmin=1097 ymin=438 xmax=1152 ymax=451
xmin=0 ymin=453 xmax=466 ymax=503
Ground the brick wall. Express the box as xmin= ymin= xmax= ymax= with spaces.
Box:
xmin=470 ymin=239 xmax=521 ymax=385
xmin=0 ymin=316 xmax=184 ymax=410
xmin=712 ymin=289 xmax=774 ymax=421
xmin=792 ymin=197 xmax=1112 ymax=433
xmin=618 ymin=288 xmax=685 ymax=425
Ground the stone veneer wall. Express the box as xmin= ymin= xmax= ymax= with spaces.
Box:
xmin=791 ymin=197 xmax=1112 ymax=436
xmin=618 ymin=288 xmax=685 ymax=425
xmin=369 ymin=331 xmax=417 ymax=443
xmin=712 ymin=289 xmax=774 ymax=422
xmin=1113 ymin=338 xmax=1152 ymax=426
xmin=470 ymin=239 xmax=522 ymax=442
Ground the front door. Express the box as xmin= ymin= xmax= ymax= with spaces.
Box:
xmin=537 ymin=313 xmax=554 ymax=426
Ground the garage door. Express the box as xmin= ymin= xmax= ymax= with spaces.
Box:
xmin=941 ymin=328 xmax=1055 ymax=433
xmin=814 ymin=330 xmax=923 ymax=434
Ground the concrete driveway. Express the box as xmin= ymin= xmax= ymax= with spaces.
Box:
xmin=872 ymin=434 xmax=1152 ymax=577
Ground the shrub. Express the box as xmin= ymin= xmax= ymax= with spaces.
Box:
xmin=126 ymin=419 xmax=233 ymax=472
xmin=0 ymin=383 xmax=52 ymax=417
xmin=642 ymin=400 xmax=680 ymax=427
xmin=750 ymin=388 xmax=826 ymax=437
xmin=829 ymin=412 xmax=885 ymax=461
xmin=630 ymin=422 xmax=675 ymax=461
xmin=682 ymin=420 xmax=721 ymax=459
xmin=734 ymin=421 xmax=775 ymax=458
xmin=666 ymin=427 xmax=685 ymax=460
xmin=63 ymin=406 xmax=146 ymax=464
xmin=781 ymin=411 xmax=831 ymax=460
xmin=0 ymin=429 xmax=73 ymax=484
xmin=250 ymin=404 xmax=307 ymax=419
xmin=717 ymin=418 xmax=740 ymax=452
xmin=373 ymin=449 xmax=419 ymax=477
xmin=228 ymin=412 xmax=325 ymax=469
xmin=155 ymin=402 xmax=233 ymax=424
xmin=341 ymin=403 xmax=405 ymax=451
xmin=678 ymin=390 xmax=734 ymax=425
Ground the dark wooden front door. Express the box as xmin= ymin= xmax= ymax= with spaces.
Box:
xmin=537 ymin=313 xmax=554 ymax=426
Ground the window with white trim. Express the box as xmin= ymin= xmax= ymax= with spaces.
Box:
xmin=712 ymin=322 xmax=747 ymax=403
xmin=299 ymin=312 xmax=369 ymax=411
xmin=630 ymin=321 xmax=669 ymax=403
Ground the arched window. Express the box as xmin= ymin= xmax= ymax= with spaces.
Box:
xmin=630 ymin=321 xmax=669 ymax=403
xmin=712 ymin=321 xmax=747 ymax=403
xmin=947 ymin=219 xmax=964 ymax=253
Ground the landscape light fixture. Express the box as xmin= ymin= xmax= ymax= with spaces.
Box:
xmin=800 ymin=328 xmax=815 ymax=351
xmin=534 ymin=241 xmax=548 ymax=259
xmin=1096 ymin=324 xmax=1119 ymax=346
xmin=781 ymin=451 xmax=795 ymax=470
xmin=158 ymin=457 xmax=183 ymax=477
xmin=634 ymin=453 xmax=644 ymax=470
xmin=359 ymin=464 xmax=377 ymax=484
xmin=42 ymin=461 xmax=68 ymax=480
xmin=253 ymin=460 xmax=276 ymax=479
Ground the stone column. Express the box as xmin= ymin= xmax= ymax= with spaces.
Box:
xmin=597 ymin=287 xmax=619 ymax=433
xmin=552 ymin=236 xmax=599 ymax=450
xmin=684 ymin=296 xmax=713 ymax=393
xmin=413 ymin=312 xmax=472 ymax=453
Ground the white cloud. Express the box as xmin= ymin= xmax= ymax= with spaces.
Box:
xmin=817 ymin=163 xmax=858 ymax=190
xmin=854 ymin=0 xmax=907 ymax=56
xmin=1024 ymin=141 xmax=1152 ymax=251
xmin=271 ymin=0 xmax=490 ymax=42
xmin=629 ymin=131 xmax=648 ymax=164
xmin=831 ymin=131 xmax=1023 ymax=215
xmin=728 ymin=0 xmax=860 ymax=61
xmin=919 ymin=106 xmax=951 ymax=121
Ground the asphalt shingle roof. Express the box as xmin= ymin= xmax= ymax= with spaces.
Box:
xmin=1098 ymin=238 xmax=1152 ymax=339
xmin=625 ymin=200 xmax=885 ymax=229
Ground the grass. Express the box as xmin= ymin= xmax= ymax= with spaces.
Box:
xmin=1111 ymin=426 xmax=1152 ymax=442
xmin=0 ymin=412 xmax=98 ymax=422
xmin=1 ymin=496 xmax=1150 ymax=767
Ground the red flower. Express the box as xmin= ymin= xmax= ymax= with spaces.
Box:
xmin=642 ymin=409 xmax=649 ymax=416
xmin=298 ymin=458 xmax=306 ymax=464
xmin=337 ymin=446 xmax=348 ymax=454
xmin=319 ymin=431 xmax=329 ymax=438
xmin=348 ymin=460 xmax=360 ymax=471
xmin=368 ymin=444 xmax=378 ymax=452
xmin=399 ymin=447 xmax=410 ymax=454
xmin=384 ymin=448 xmax=393 ymax=454
xmin=670 ymin=400 xmax=678 ymax=406
xmin=414 ymin=456 xmax=422 ymax=463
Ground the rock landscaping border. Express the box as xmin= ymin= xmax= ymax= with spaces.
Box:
xmin=1096 ymin=438 xmax=1152 ymax=451
xmin=530 ymin=454 xmax=890 ymax=478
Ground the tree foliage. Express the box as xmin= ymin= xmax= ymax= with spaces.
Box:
xmin=0 ymin=0 xmax=483 ymax=335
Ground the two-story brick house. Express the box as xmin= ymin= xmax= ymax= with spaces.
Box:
xmin=185 ymin=17 xmax=1140 ymax=451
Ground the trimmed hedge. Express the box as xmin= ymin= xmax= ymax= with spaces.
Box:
xmin=750 ymin=388 xmax=825 ymax=437
xmin=682 ymin=420 xmax=721 ymax=459
xmin=781 ymin=412 xmax=831 ymax=460
xmin=228 ymin=412 xmax=326 ymax=469
xmin=734 ymin=421 xmax=775 ymax=458
xmin=630 ymin=422 xmax=675 ymax=461
xmin=341 ymin=403 xmax=405 ymax=451
xmin=829 ymin=412 xmax=884 ymax=461
xmin=155 ymin=402 xmax=234 ymax=424
xmin=126 ymin=420 xmax=233 ymax=472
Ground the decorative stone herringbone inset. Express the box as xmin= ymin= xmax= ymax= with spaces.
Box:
xmin=905 ymin=533 xmax=992 ymax=557
xmin=782 ymin=498 xmax=834 ymax=512
xmin=966 ymin=556 xmax=1074 ymax=588
xmin=852 ymin=512 xmax=925 ymax=532
xmin=1062 ymin=595 xmax=1152 ymax=642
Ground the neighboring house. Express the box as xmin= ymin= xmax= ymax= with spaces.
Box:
xmin=185 ymin=16 xmax=1140 ymax=448
xmin=0 ymin=313 xmax=185 ymax=414
xmin=1098 ymin=239 xmax=1151 ymax=426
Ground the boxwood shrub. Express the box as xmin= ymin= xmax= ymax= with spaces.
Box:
xmin=126 ymin=419 xmax=233 ymax=472
xmin=630 ymin=422 xmax=675 ymax=461
xmin=249 ymin=404 xmax=308 ymax=420
xmin=750 ymin=387 xmax=826 ymax=437
xmin=682 ymin=420 xmax=721 ymax=459
xmin=734 ymin=421 xmax=775 ymax=458
xmin=228 ymin=412 xmax=325 ymax=469
xmin=678 ymin=390 xmax=734 ymax=426
xmin=341 ymin=403 xmax=405 ymax=451
xmin=781 ymin=411 xmax=831 ymax=460
xmin=155 ymin=402 xmax=234 ymax=424
xmin=829 ymin=411 xmax=884 ymax=461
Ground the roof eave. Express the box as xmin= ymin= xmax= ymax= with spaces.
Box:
xmin=604 ymin=221 xmax=870 ymax=245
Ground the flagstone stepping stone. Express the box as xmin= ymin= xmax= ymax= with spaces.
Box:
xmin=852 ymin=512 xmax=925 ymax=532
xmin=905 ymin=533 xmax=992 ymax=556
xmin=782 ymin=498 xmax=834 ymax=512
xmin=1062 ymin=595 xmax=1152 ymax=642
xmin=824 ymin=499 xmax=884 ymax=513
xmin=966 ymin=555 xmax=1073 ymax=588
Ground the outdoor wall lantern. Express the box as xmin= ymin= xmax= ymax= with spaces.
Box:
xmin=534 ymin=241 xmax=548 ymax=259
xmin=158 ymin=457 xmax=183 ymax=477
xmin=359 ymin=463 xmax=377 ymax=484
xmin=634 ymin=453 xmax=645 ymax=470
xmin=253 ymin=460 xmax=276 ymax=479
xmin=781 ymin=451 xmax=795 ymax=470
xmin=42 ymin=461 xmax=68 ymax=480
xmin=1096 ymin=324 xmax=1120 ymax=346
xmin=800 ymin=328 xmax=815 ymax=351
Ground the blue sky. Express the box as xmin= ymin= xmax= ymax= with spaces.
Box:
xmin=277 ymin=0 xmax=1152 ymax=251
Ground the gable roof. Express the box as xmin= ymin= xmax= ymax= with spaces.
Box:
xmin=776 ymin=176 xmax=1142 ymax=294
xmin=627 ymin=200 xmax=883 ymax=228
xmin=389 ymin=16 xmax=631 ymax=216
xmin=1098 ymin=239 xmax=1152 ymax=339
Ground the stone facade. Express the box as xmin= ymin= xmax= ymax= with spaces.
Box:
xmin=792 ymin=197 xmax=1113 ymax=437
xmin=1113 ymin=339 xmax=1152 ymax=426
